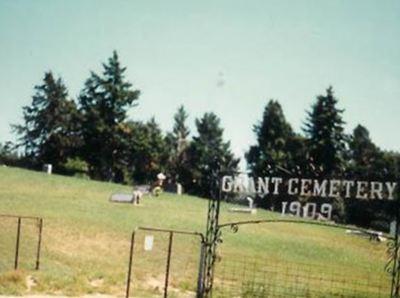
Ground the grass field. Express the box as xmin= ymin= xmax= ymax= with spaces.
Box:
xmin=0 ymin=167 xmax=392 ymax=297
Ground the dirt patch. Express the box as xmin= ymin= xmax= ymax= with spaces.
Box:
xmin=89 ymin=278 xmax=104 ymax=288
xmin=25 ymin=276 xmax=37 ymax=292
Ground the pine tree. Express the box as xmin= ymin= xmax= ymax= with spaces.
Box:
xmin=303 ymin=87 xmax=347 ymax=177
xmin=187 ymin=112 xmax=239 ymax=197
xmin=78 ymin=51 xmax=140 ymax=182
xmin=173 ymin=105 xmax=190 ymax=154
xmin=246 ymin=100 xmax=304 ymax=177
xmin=166 ymin=105 xmax=191 ymax=183
xmin=13 ymin=72 xmax=81 ymax=171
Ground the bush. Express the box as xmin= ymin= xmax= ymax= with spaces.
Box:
xmin=62 ymin=157 xmax=89 ymax=178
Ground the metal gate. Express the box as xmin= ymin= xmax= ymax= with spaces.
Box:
xmin=0 ymin=214 xmax=43 ymax=271
xmin=125 ymin=226 xmax=205 ymax=298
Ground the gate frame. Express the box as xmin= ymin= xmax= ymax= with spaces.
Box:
xmin=125 ymin=226 xmax=205 ymax=298
xmin=0 ymin=214 xmax=43 ymax=271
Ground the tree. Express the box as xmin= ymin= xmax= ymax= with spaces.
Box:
xmin=13 ymin=72 xmax=81 ymax=171
xmin=0 ymin=141 xmax=19 ymax=166
xmin=348 ymin=125 xmax=382 ymax=178
xmin=126 ymin=118 xmax=167 ymax=184
xmin=186 ymin=112 xmax=239 ymax=197
xmin=165 ymin=105 xmax=191 ymax=183
xmin=246 ymin=100 xmax=305 ymax=177
xmin=78 ymin=51 xmax=140 ymax=182
xmin=346 ymin=125 xmax=399 ymax=229
xmin=303 ymin=87 xmax=347 ymax=177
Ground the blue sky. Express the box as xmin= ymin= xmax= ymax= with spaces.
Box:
xmin=1 ymin=0 xmax=399 ymax=167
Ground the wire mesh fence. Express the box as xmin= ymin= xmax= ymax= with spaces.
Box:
xmin=213 ymin=254 xmax=391 ymax=298
xmin=0 ymin=215 xmax=42 ymax=272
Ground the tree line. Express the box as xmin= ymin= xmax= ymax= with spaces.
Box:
xmin=3 ymin=51 xmax=239 ymax=198
xmin=1 ymin=51 xmax=399 ymax=230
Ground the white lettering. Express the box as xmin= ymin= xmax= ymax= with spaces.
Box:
xmin=370 ymin=181 xmax=383 ymax=200
xmin=313 ymin=180 xmax=327 ymax=197
xmin=329 ymin=180 xmax=341 ymax=198
xmin=356 ymin=181 xmax=369 ymax=199
xmin=386 ymin=182 xmax=397 ymax=200
xmin=300 ymin=179 xmax=312 ymax=196
xmin=257 ymin=177 xmax=269 ymax=194
xmin=271 ymin=177 xmax=282 ymax=195
xmin=342 ymin=180 xmax=354 ymax=198
xmin=288 ymin=178 xmax=299 ymax=195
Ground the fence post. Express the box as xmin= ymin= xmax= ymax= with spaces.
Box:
xmin=164 ymin=231 xmax=174 ymax=298
xmin=35 ymin=218 xmax=43 ymax=270
xmin=196 ymin=242 xmax=207 ymax=298
xmin=14 ymin=217 xmax=22 ymax=270
xmin=126 ymin=231 xmax=136 ymax=298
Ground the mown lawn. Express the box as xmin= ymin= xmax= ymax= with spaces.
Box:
xmin=0 ymin=167 xmax=392 ymax=297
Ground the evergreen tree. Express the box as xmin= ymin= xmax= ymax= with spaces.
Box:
xmin=186 ymin=112 xmax=239 ymax=197
xmin=349 ymin=125 xmax=382 ymax=178
xmin=127 ymin=118 xmax=167 ymax=183
xmin=13 ymin=72 xmax=81 ymax=171
xmin=346 ymin=125 xmax=397 ymax=228
xmin=303 ymin=87 xmax=347 ymax=177
xmin=78 ymin=51 xmax=140 ymax=182
xmin=166 ymin=105 xmax=191 ymax=183
xmin=246 ymin=100 xmax=304 ymax=177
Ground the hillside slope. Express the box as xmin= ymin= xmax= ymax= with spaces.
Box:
xmin=0 ymin=167 xmax=391 ymax=297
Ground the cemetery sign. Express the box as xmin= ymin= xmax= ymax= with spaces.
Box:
xmin=222 ymin=175 xmax=398 ymax=200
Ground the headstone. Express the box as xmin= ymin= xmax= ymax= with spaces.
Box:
xmin=110 ymin=193 xmax=134 ymax=203
xmin=43 ymin=164 xmax=52 ymax=174
xmin=229 ymin=196 xmax=257 ymax=214
xmin=177 ymin=183 xmax=183 ymax=195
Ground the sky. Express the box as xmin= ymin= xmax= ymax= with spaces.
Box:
xmin=0 ymin=0 xmax=399 ymax=169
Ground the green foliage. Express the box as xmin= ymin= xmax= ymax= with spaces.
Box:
xmin=303 ymin=86 xmax=347 ymax=176
xmin=246 ymin=100 xmax=305 ymax=177
xmin=186 ymin=112 xmax=239 ymax=197
xmin=346 ymin=125 xmax=400 ymax=227
xmin=126 ymin=118 xmax=168 ymax=184
xmin=165 ymin=105 xmax=191 ymax=184
xmin=62 ymin=157 xmax=89 ymax=178
xmin=12 ymin=72 xmax=81 ymax=172
xmin=78 ymin=51 xmax=140 ymax=182
xmin=0 ymin=142 xmax=19 ymax=166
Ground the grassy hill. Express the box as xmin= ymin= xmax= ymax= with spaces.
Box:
xmin=0 ymin=167 xmax=392 ymax=297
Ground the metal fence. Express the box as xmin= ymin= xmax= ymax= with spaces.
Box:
xmin=0 ymin=214 xmax=43 ymax=271
xmin=213 ymin=256 xmax=390 ymax=298
xmin=210 ymin=220 xmax=392 ymax=298
xmin=126 ymin=226 xmax=205 ymax=298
